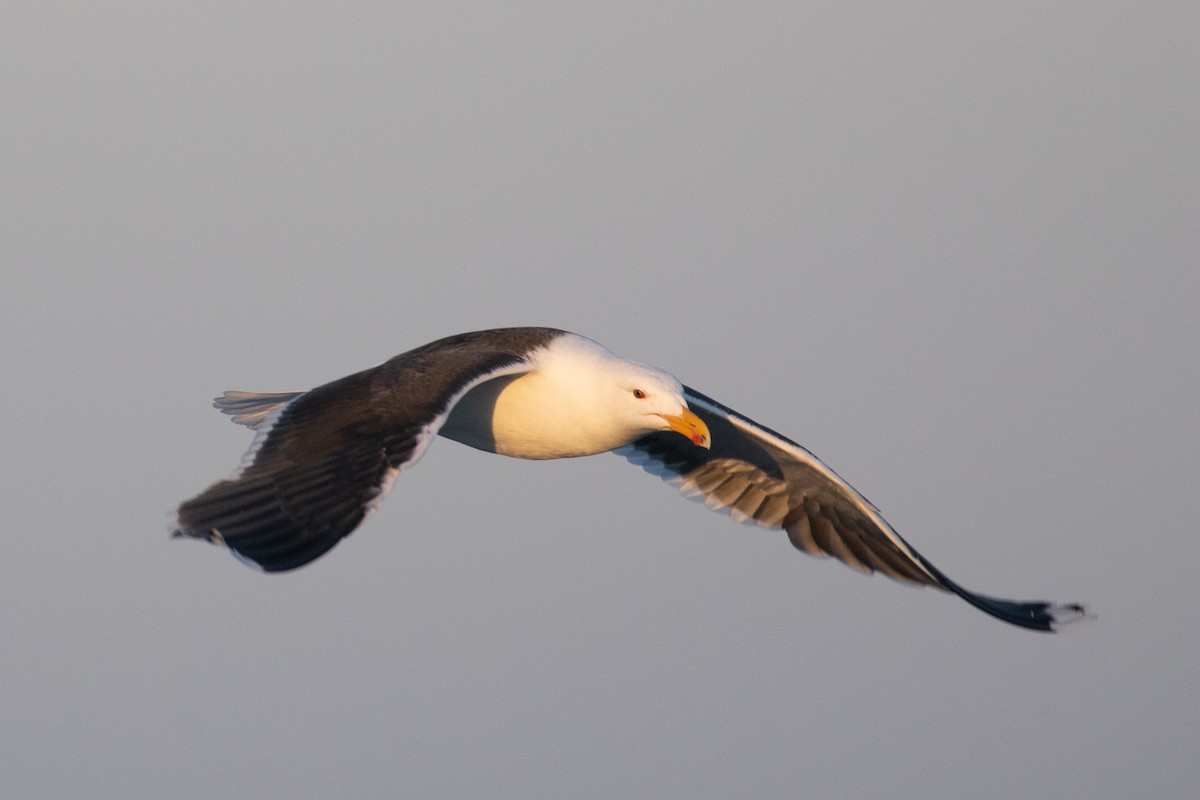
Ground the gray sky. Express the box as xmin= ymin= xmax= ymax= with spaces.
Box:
xmin=2 ymin=2 xmax=1197 ymax=798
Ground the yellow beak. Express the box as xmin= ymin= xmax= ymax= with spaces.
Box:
xmin=657 ymin=408 xmax=711 ymax=449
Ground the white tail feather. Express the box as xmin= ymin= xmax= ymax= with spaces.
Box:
xmin=213 ymin=390 xmax=303 ymax=429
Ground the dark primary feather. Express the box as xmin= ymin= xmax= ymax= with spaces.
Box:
xmin=173 ymin=328 xmax=558 ymax=571
xmin=619 ymin=386 xmax=1090 ymax=632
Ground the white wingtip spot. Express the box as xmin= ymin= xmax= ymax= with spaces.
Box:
xmin=229 ymin=548 xmax=265 ymax=571
xmin=1048 ymin=604 xmax=1095 ymax=632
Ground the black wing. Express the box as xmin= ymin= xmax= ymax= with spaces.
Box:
xmin=618 ymin=386 xmax=1090 ymax=632
xmin=173 ymin=329 xmax=558 ymax=571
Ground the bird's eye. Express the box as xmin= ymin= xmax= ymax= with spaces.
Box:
xmin=632 ymin=389 xmax=647 ymax=399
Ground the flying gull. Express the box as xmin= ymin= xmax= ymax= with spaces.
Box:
xmin=173 ymin=327 xmax=1090 ymax=632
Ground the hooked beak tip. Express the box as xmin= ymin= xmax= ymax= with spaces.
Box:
xmin=659 ymin=408 xmax=711 ymax=449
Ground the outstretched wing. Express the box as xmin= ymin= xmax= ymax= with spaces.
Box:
xmin=617 ymin=386 xmax=1090 ymax=632
xmin=173 ymin=329 xmax=556 ymax=571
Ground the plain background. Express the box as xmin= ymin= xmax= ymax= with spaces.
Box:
xmin=2 ymin=3 xmax=1197 ymax=799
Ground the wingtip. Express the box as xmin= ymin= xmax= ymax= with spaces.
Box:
xmin=960 ymin=594 xmax=1095 ymax=633
xmin=169 ymin=518 xmax=268 ymax=572
xmin=1046 ymin=602 xmax=1096 ymax=632
xmin=168 ymin=517 xmax=214 ymax=544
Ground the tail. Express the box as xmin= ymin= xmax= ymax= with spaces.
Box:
xmin=213 ymin=390 xmax=303 ymax=429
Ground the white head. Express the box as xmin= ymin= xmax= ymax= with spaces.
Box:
xmin=541 ymin=334 xmax=711 ymax=453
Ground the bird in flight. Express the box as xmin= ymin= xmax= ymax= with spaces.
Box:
xmin=174 ymin=327 xmax=1090 ymax=632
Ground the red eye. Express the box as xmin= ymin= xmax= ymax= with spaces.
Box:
xmin=632 ymin=389 xmax=647 ymax=399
